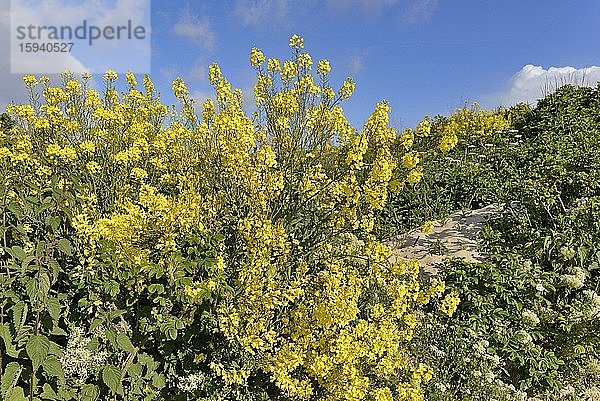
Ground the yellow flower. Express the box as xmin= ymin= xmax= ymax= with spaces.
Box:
xmin=439 ymin=133 xmax=458 ymax=152
xmin=339 ymin=78 xmax=355 ymax=99
xmin=406 ymin=168 xmax=423 ymax=184
xmin=23 ymin=75 xmax=37 ymax=87
xmin=422 ymin=220 xmax=435 ymax=234
xmin=86 ymin=161 xmax=101 ymax=174
xmin=282 ymin=61 xmax=298 ymax=80
xmin=103 ymin=69 xmax=118 ymax=82
xmin=317 ymin=59 xmax=331 ymax=75
xmin=172 ymin=77 xmax=189 ymax=98
xmin=65 ymin=80 xmax=81 ymax=93
xmin=297 ymin=53 xmax=312 ymax=69
xmin=416 ymin=118 xmax=431 ymax=136
xmin=289 ymin=34 xmax=304 ymax=49
xmin=250 ymin=47 xmax=266 ymax=67
xmin=208 ymin=63 xmax=222 ymax=85
xmin=401 ymin=151 xmax=419 ymax=169
xmin=131 ymin=167 xmax=148 ymax=181
xmin=439 ymin=292 xmax=460 ymax=316
xmin=126 ymin=71 xmax=137 ymax=87
xmin=267 ymin=58 xmax=281 ymax=72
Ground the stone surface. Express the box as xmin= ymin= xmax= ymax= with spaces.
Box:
xmin=387 ymin=204 xmax=501 ymax=276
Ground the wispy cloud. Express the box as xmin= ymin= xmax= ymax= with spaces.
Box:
xmin=326 ymin=0 xmax=399 ymax=16
xmin=347 ymin=54 xmax=364 ymax=74
xmin=173 ymin=12 xmax=215 ymax=50
xmin=489 ymin=64 xmax=600 ymax=107
xmin=326 ymin=0 xmax=438 ymax=21
xmin=400 ymin=0 xmax=438 ymax=23
xmin=188 ymin=59 xmax=207 ymax=83
xmin=234 ymin=0 xmax=292 ymax=27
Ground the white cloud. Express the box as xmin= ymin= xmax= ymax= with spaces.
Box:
xmin=234 ymin=0 xmax=292 ymax=27
xmin=400 ymin=0 xmax=438 ymax=23
xmin=173 ymin=12 xmax=215 ymax=50
xmin=188 ymin=59 xmax=207 ymax=83
xmin=492 ymin=64 xmax=600 ymax=106
xmin=1 ymin=1 xmax=85 ymax=110
xmin=232 ymin=0 xmax=437 ymax=28
xmin=326 ymin=0 xmax=399 ymax=16
xmin=347 ymin=54 xmax=364 ymax=74
xmin=326 ymin=0 xmax=437 ymax=21
xmin=190 ymin=90 xmax=213 ymax=107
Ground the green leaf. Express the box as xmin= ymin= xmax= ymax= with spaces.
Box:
xmin=127 ymin=363 xmax=143 ymax=379
xmin=57 ymin=239 xmax=72 ymax=256
xmin=107 ymin=309 xmax=126 ymax=321
xmin=1 ymin=362 xmax=22 ymax=397
xmin=26 ymin=335 xmax=50 ymax=372
xmin=12 ymin=302 xmax=27 ymax=334
xmin=46 ymin=297 xmax=61 ymax=323
xmin=103 ymin=281 xmax=120 ymax=297
xmin=42 ymin=356 xmax=65 ymax=381
xmin=86 ymin=337 xmax=100 ymax=352
xmin=80 ymin=384 xmax=99 ymax=401
xmin=40 ymin=383 xmax=59 ymax=400
xmin=151 ymin=373 xmax=166 ymax=389
xmin=89 ymin=318 xmax=103 ymax=332
xmin=46 ymin=339 xmax=64 ymax=357
xmin=9 ymin=246 xmax=27 ymax=262
xmin=45 ymin=215 xmax=61 ymax=232
xmin=48 ymin=258 xmax=61 ymax=280
xmin=7 ymin=202 xmax=24 ymax=219
xmin=147 ymin=284 xmax=164 ymax=294
xmin=25 ymin=277 xmax=38 ymax=301
xmin=116 ymin=333 xmax=135 ymax=353
xmin=0 ymin=323 xmax=19 ymax=358
xmin=102 ymin=365 xmax=123 ymax=395
xmin=38 ymin=272 xmax=51 ymax=299
xmin=104 ymin=328 xmax=117 ymax=348
xmin=5 ymin=386 xmax=27 ymax=401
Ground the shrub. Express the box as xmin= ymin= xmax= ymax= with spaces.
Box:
xmin=410 ymin=85 xmax=600 ymax=400
xmin=1 ymin=36 xmax=448 ymax=401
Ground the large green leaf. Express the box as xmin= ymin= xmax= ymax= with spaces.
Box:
xmin=57 ymin=238 xmax=73 ymax=256
xmin=81 ymin=384 xmax=99 ymax=401
xmin=1 ymin=362 xmax=22 ymax=397
xmin=5 ymin=387 xmax=27 ymax=401
xmin=102 ymin=365 xmax=123 ymax=395
xmin=116 ymin=333 xmax=135 ymax=353
xmin=0 ymin=323 xmax=19 ymax=358
xmin=40 ymin=383 xmax=59 ymax=400
xmin=8 ymin=246 xmax=27 ymax=262
xmin=42 ymin=356 xmax=65 ymax=381
xmin=26 ymin=335 xmax=50 ymax=372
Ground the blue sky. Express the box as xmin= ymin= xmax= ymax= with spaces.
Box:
xmin=2 ymin=0 xmax=600 ymax=128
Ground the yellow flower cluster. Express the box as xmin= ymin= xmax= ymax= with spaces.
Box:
xmin=435 ymin=103 xmax=511 ymax=152
xmin=1 ymin=36 xmax=451 ymax=401
xmin=439 ymin=292 xmax=460 ymax=316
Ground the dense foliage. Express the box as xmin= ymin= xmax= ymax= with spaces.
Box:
xmin=2 ymin=33 xmax=600 ymax=401
xmin=406 ymin=85 xmax=600 ymax=400
xmin=0 ymin=36 xmax=452 ymax=401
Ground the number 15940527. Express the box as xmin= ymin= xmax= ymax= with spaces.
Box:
xmin=18 ymin=42 xmax=74 ymax=52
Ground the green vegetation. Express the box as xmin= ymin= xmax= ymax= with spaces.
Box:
xmin=400 ymin=85 xmax=600 ymax=400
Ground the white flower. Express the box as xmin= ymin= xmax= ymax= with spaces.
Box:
xmin=60 ymin=326 xmax=108 ymax=384
xmin=582 ymin=386 xmax=600 ymax=401
xmin=178 ymin=372 xmax=206 ymax=393
xmin=561 ymin=267 xmax=586 ymax=289
xmin=521 ymin=309 xmax=540 ymax=327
